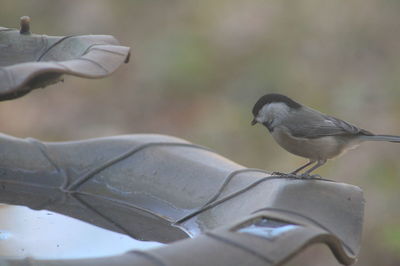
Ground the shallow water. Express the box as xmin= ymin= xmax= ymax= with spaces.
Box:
xmin=0 ymin=204 xmax=164 ymax=259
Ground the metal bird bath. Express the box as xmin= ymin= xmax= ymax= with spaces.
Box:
xmin=0 ymin=16 xmax=130 ymax=100
xmin=0 ymin=17 xmax=364 ymax=266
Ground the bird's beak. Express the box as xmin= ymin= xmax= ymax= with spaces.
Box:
xmin=251 ymin=118 xmax=257 ymax=126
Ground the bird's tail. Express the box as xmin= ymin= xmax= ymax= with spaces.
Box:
xmin=360 ymin=134 xmax=400 ymax=143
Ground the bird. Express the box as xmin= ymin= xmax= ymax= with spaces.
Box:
xmin=251 ymin=93 xmax=400 ymax=177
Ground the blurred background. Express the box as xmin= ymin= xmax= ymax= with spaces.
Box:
xmin=1 ymin=0 xmax=400 ymax=265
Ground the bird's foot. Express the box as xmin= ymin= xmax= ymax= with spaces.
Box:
xmin=272 ymin=171 xmax=301 ymax=179
xmin=299 ymin=173 xmax=322 ymax=179
xmin=271 ymin=171 xmax=286 ymax=176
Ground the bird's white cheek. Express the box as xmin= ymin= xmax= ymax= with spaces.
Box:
xmin=255 ymin=116 xmax=263 ymax=123
xmin=256 ymin=112 xmax=272 ymax=124
xmin=258 ymin=103 xmax=290 ymax=126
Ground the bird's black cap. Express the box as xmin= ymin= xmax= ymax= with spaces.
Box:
xmin=252 ymin=93 xmax=302 ymax=117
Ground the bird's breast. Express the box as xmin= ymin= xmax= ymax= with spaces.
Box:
xmin=270 ymin=127 xmax=351 ymax=160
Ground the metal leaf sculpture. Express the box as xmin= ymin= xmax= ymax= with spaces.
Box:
xmin=0 ymin=133 xmax=364 ymax=266
xmin=0 ymin=17 xmax=364 ymax=266
xmin=0 ymin=16 xmax=130 ymax=100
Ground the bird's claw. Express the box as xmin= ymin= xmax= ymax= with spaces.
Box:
xmin=271 ymin=172 xmax=301 ymax=179
xmin=271 ymin=171 xmax=323 ymax=180
xmin=271 ymin=171 xmax=286 ymax=176
xmin=299 ymin=173 xmax=322 ymax=179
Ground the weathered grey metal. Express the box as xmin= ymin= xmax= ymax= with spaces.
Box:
xmin=0 ymin=133 xmax=364 ymax=265
xmin=0 ymin=17 xmax=130 ymax=100
xmin=0 ymin=16 xmax=363 ymax=266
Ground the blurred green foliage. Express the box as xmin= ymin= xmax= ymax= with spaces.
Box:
xmin=1 ymin=0 xmax=400 ymax=265
xmin=382 ymin=224 xmax=400 ymax=253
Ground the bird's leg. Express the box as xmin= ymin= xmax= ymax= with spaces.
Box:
xmin=300 ymin=159 xmax=327 ymax=178
xmin=290 ymin=160 xmax=316 ymax=175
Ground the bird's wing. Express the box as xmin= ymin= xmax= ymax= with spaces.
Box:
xmin=284 ymin=107 xmax=372 ymax=139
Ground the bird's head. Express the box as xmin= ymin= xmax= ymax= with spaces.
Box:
xmin=251 ymin=93 xmax=301 ymax=129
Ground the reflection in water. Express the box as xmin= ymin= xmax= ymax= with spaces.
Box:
xmin=237 ymin=218 xmax=300 ymax=240
xmin=0 ymin=204 xmax=163 ymax=259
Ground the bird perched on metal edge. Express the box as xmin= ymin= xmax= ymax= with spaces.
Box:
xmin=251 ymin=93 xmax=400 ymax=177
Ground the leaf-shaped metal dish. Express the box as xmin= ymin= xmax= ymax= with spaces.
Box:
xmin=0 ymin=17 xmax=130 ymax=100
xmin=0 ymin=133 xmax=364 ymax=265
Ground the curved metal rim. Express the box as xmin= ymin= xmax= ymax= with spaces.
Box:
xmin=0 ymin=30 xmax=130 ymax=100
xmin=0 ymin=134 xmax=363 ymax=266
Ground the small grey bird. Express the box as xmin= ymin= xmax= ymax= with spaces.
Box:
xmin=251 ymin=93 xmax=400 ymax=176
